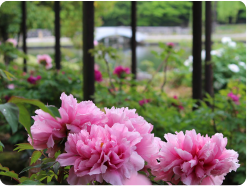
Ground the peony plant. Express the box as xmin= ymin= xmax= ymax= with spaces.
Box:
xmin=0 ymin=92 xmax=240 ymax=185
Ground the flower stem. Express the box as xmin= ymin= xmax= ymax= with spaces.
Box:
xmin=103 ymin=55 xmax=115 ymax=91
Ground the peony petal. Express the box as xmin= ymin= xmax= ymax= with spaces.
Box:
xmin=57 ymin=153 xmax=79 ymax=166
xmin=47 ymin=135 xmax=54 ymax=148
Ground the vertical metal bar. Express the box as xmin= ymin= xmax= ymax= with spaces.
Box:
xmin=205 ymin=1 xmax=213 ymax=97
xmin=83 ymin=1 xmax=95 ymax=101
xmin=192 ymin=1 xmax=202 ymax=106
xmin=131 ymin=1 xmax=137 ymax=80
xmin=55 ymin=1 xmax=61 ymax=70
xmin=22 ymin=1 xmax=27 ymax=72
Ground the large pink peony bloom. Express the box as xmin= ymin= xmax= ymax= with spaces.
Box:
xmin=123 ymin=173 xmax=152 ymax=185
xmin=56 ymin=124 xmax=144 ymax=185
xmin=113 ymin=66 xmax=130 ymax=78
xmin=37 ymin=54 xmax=53 ymax=69
xmin=150 ymin=129 xmax=240 ymax=185
xmin=28 ymin=108 xmax=66 ymax=152
xmin=6 ymin=38 xmax=17 ymax=47
xmin=28 ymin=93 xmax=106 ymax=155
xmin=227 ymin=92 xmax=239 ymax=105
xmin=104 ymin=107 xmax=160 ymax=163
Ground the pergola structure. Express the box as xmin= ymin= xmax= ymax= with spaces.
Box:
xmin=21 ymin=1 xmax=213 ymax=104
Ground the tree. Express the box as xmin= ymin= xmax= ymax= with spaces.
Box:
xmin=217 ymin=1 xmax=246 ymax=24
xmin=102 ymin=1 xmax=192 ymax=26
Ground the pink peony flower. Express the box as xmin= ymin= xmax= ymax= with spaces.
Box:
xmin=6 ymin=38 xmax=17 ymax=47
xmin=167 ymin=42 xmax=175 ymax=48
xmin=94 ymin=40 xmax=98 ymax=46
xmin=104 ymin=107 xmax=160 ymax=163
xmin=139 ymin=99 xmax=151 ymax=106
xmin=58 ymin=93 xmax=107 ymax=133
xmin=227 ymin=92 xmax=240 ymax=105
xmin=4 ymin=95 xmax=11 ymax=102
xmin=113 ymin=66 xmax=130 ymax=78
xmin=150 ymin=129 xmax=240 ymax=185
xmin=37 ymin=54 xmax=53 ymax=69
xmin=95 ymin=69 xmax=103 ymax=82
xmin=123 ymin=173 xmax=152 ymax=185
xmin=172 ymin=95 xmax=184 ymax=110
xmin=94 ymin=64 xmax=100 ymax=70
xmin=27 ymin=75 xmax=42 ymax=84
xmin=28 ymin=93 xmax=107 ymax=154
xmin=7 ymin=84 xmax=15 ymax=90
xmin=56 ymin=124 xmax=144 ymax=185
xmin=28 ymin=109 xmax=67 ymax=151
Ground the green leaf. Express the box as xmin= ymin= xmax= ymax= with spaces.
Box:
xmin=46 ymin=106 xmax=61 ymax=118
xmin=42 ymin=158 xmax=55 ymax=164
xmin=41 ymin=162 xmax=55 ymax=170
xmin=0 ymin=69 xmax=16 ymax=81
xmin=14 ymin=143 xmax=33 ymax=152
xmin=53 ymin=162 xmax=60 ymax=174
xmin=0 ymin=171 xmax=19 ymax=180
xmin=19 ymin=163 xmax=42 ymax=174
xmin=0 ymin=164 xmax=9 ymax=172
xmin=19 ymin=180 xmax=44 ymax=185
xmin=8 ymin=96 xmax=56 ymax=118
xmin=0 ymin=103 xmax=19 ymax=133
xmin=15 ymin=103 xmax=31 ymax=137
xmin=0 ymin=141 xmax=4 ymax=152
xmin=30 ymin=151 xmax=42 ymax=165
xmin=19 ymin=176 xmax=28 ymax=183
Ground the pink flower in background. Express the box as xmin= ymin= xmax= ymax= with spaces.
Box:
xmin=95 ymin=69 xmax=103 ymax=82
xmin=104 ymin=107 xmax=160 ymax=163
xmin=94 ymin=64 xmax=100 ymax=70
xmin=57 ymin=124 xmax=144 ymax=185
xmin=113 ymin=66 xmax=130 ymax=78
xmin=227 ymin=92 xmax=240 ymax=105
xmin=150 ymin=129 xmax=239 ymax=185
xmin=27 ymin=75 xmax=41 ymax=84
xmin=139 ymin=99 xmax=151 ymax=106
xmin=94 ymin=40 xmax=98 ymax=46
xmin=123 ymin=173 xmax=152 ymax=185
xmin=37 ymin=54 xmax=53 ymax=69
xmin=6 ymin=38 xmax=17 ymax=47
xmin=167 ymin=42 xmax=175 ymax=48
xmin=7 ymin=84 xmax=15 ymax=90
xmin=4 ymin=95 xmax=11 ymax=102
xmin=172 ymin=95 xmax=184 ymax=110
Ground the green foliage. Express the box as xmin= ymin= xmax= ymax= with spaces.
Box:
xmin=0 ymin=103 xmax=19 ymax=133
xmin=30 ymin=151 xmax=42 ymax=166
xmin=14 ymin=143 xmax=34 ymax=152
xmin=0 ymin=141 xmax=4 ymax=152
xmin=8 ymin=96 xmax=57 ymax=118
xmin=0 ymin=69 xmax=16 ymax=81
xmin=0 ymin=163 xmax=19 ymax=182
xmin=102 ymin=1 xmax=192 ymax=26
xmin=217 ymin=1 xmax=246 ymax=23
xmin=0 ymin=2 xmax=21 ymax=39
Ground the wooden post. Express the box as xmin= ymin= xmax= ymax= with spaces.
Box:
xmin=131 ymin=1 xmax=137 ymax=80
xmin=205 ymin=1 xmax=213 ymax=98
xmin=83 ymin=1 xmax=95 ymax=101
xmin=192 ymin=1 xmax=202 ymax=107
xmin=22 ymin=1 xmax=27 ymax=72
xmin=54 ymin=1 xmax=61 ymax=70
